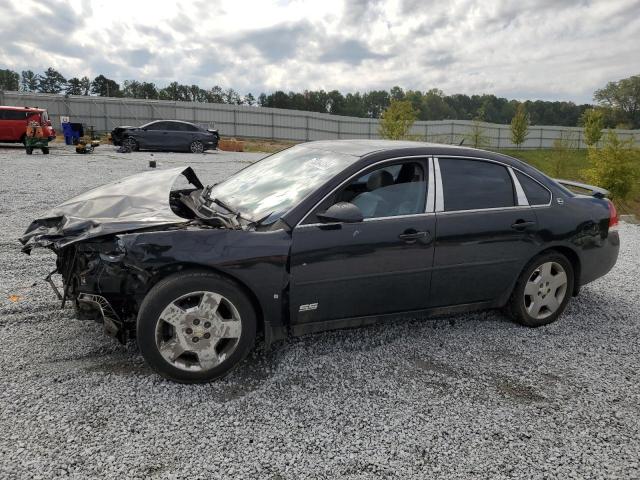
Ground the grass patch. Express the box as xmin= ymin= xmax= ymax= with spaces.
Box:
xmin=241 ymin=138 xmax=297 ymax=154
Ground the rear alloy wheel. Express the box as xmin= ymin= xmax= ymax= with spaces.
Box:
xmin=123 ymin=137 xmax=139 ymax=152
xmin=137 ymin=272 xmax=256 ymax=383
xmin=190 ymin=140 xmax=204 ymax=153
xmin=25 ymin=147 xmax=33 ymax=155
xmin=507 ymin=252 xmax=574 ymax=327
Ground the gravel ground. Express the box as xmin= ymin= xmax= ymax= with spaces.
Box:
xmin=0 ymin=143 xmax=638 ymax=480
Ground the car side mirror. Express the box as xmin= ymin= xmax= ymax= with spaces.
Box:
xmin=317 ymin=202 xmax=364 ymax=223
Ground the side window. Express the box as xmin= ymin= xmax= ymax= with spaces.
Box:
xmin=0 ymin=110 xmax=5 ymax=120
xmin=326 ymin=161 xmax=426 ymax=220
xmin=166 ymin=122 xmax=183 ymax=131
xmin=439 ymin=158 xmax=515 ymax=211
xmin=182 ymin=123 xmax=198 ymax=132
xmin=146 ymin=122 xmax=167 ymax=131
xmin=515 ymin=171 xmax=551 ymax=205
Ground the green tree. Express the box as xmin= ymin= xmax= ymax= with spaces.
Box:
xmin=581 ymin=108 xmax=604 ymax=146
xmin=79 ymin=76 xmax=91 ymax=95
xmin=122 ymin=79 xmax=142 ymax=98
xmin=0 ymin=68 xmax=19 ymax=90
xmin=586 ymin=131 xmax=640 ymax=201
xmin=20 ymin=70 xmax=38 ymax=91
xmin=65 ymin=77 xmax=83 ymax=95
xmin=91 ymin=75 xmax=121 ymax=97
xmin=378 ymin=100 xmax=417 ymax=140
xmin=594 ymin=74 xmax=640 ymax=129
xmin=37 ymin=67 xmax=66 ymax=93
xmin=510 ymin=103 xmax=529 ymax=148
xmin=243 ymin=93 xmax=256 ymax=106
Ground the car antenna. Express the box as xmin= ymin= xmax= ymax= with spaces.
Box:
xmin=458 ymin=138 xmax=465 ymax=146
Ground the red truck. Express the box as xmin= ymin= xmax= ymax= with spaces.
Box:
xmin=0 ymin=106 xmax=56 ymax=143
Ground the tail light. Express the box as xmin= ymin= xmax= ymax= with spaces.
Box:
xmin=607 ymin=199 xmax=619 ymax=230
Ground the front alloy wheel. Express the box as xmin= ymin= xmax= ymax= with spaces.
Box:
xmin=138 ymin=271 xmax=256 ymax=383
xmin=123 ymin=137 xmax=138 ymax=152
xmin=190 ymin=140 xmax=204 ymax=153
xmin=155 ymin=291 xmax=242 ymax=371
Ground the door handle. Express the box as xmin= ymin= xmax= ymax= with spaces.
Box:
xmin=511 ymin=220 xmax=536 ymax=230
xmin=399 ymin=230 xmax=430 ymax=243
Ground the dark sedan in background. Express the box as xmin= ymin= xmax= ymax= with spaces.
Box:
xmin=21 ymin=140 xmax=620 ymax=383
xmin=111 ymin=120 xmax=219 ymax=153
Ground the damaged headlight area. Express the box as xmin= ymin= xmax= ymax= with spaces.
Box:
xmin=51 ymin=236 xmax=150 ymax=343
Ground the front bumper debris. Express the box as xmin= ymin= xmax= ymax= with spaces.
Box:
xmin=77 ymin=293 xmax=127 ymax=343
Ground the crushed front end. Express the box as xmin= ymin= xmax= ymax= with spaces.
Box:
xmin=52 ymin=237 xmax=150 ymax=343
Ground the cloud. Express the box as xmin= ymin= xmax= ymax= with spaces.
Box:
xmin=0 ymin=0 xmax=638 ymax=103
xmin=318 ymin=39 xmax=389 ymax=65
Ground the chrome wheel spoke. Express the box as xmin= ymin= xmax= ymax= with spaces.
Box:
xmin=197 ymin=291 xmax=221 ymax=319
xmin=524 ymin=280 xmax=539 ymax=296
xmin=539 ymin=262 xmax=552 ymax=279
xmin=161 ymin=303 xmax=188 ymax=327
xmin=219 ymin=319 xmax=242 ymax=339
xmin=549 ymin=271 xmax=567 ymax=292
xmin=198 ymin=347 xmax=222 ymax=370
xmin=544 ymin=294 xmax=560 ymax=313
xmin=159 ymin=337 xmax=187 ymax=362
xmin=527 ymin=296 xmax=544 ymax=318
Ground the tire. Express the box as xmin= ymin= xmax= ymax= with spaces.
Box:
xmin=137 ymin=271 xmax=257 ymax=383
xmin=25 ymin=147 xmax=33 ymax=155
xmin=42 ymin=147 xmax=50 ymax=154
xmin=190 ymin=140 xmax=204 ymax=153
xmin=506 ymin=252 xmax=574 ymax=327
xmin=123 ymin=137 xmax=139 ymax=152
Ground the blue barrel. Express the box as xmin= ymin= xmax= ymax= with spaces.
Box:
xmin=62 ymin=122 xmax=84 ymax=145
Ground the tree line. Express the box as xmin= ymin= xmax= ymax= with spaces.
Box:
xmin=0 ymin=67 xmax=638 ymax=128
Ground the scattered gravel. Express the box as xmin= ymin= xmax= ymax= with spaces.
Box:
xmin=0 ymin=143 xmax=639 ymax=479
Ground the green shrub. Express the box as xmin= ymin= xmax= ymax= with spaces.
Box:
xmin=379 ymin=100 xmax=417 ymax=140
xmin=510 ymin=103 xmax=529 ymax=148
xmin=586 ymin=131 xmax=640 ymax=201
xmin=581 ymin=108 xmax=604 ymax=146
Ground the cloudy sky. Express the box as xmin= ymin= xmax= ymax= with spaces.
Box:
xmin=1 ymin=0 xmax=639 ymax=103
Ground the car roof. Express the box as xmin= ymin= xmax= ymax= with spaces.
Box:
xmin=147 ymin=119 xmax=196 ymax=125
xmin=0 ymin=105 xmax=44 ymax=112
xmin=299 ymin=139 xmax=525 ymax=168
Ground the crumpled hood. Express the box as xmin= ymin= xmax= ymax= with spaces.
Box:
xmin=20 ymin=166 xmax=203 ymax=252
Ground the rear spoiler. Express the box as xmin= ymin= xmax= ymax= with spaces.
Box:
xmin=553 ymin=179 xmax=609 ymax=199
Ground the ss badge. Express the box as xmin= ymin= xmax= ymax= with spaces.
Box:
xmin=299 ymin=303 xmax=318 ymax=312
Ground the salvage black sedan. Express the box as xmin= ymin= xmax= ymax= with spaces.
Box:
xmin=21 ymin=140 xmax=620 ymax=383
xmin=111 ymin=120 xmax=219 ymax=153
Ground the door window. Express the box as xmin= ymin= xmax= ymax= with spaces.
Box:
xmin=145 ymin=121 xmax=168 ymax=131
xmin=314 ymin=161 xmax=427 ymax=220
xmin=439 ymin=158 xmax=515 ymax=212
xmin=515 ymin=171 xmax=551 ymax=205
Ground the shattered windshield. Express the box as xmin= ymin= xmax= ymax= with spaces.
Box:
xmin=206 ymin=145 xmax=356 ymax=222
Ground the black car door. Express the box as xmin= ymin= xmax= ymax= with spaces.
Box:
xmin=159 ymin=122 xmax=190 ymax=150
xmin=289 ymin=158 xmax=436 ymax=328
xmin=429 ymin=157 xmax=540 ymax=307
xmin=141 ymin=121 xmax=169 ymax=148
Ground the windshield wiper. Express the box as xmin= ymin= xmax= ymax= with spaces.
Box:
xmin=201 ymin=185 xmax=238 ymax=215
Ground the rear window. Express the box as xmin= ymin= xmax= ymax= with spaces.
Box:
xmin=515 ymin=171 xmax=551 ymax=205
xmin=439 ymin=158 xmax=515 ymax=211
